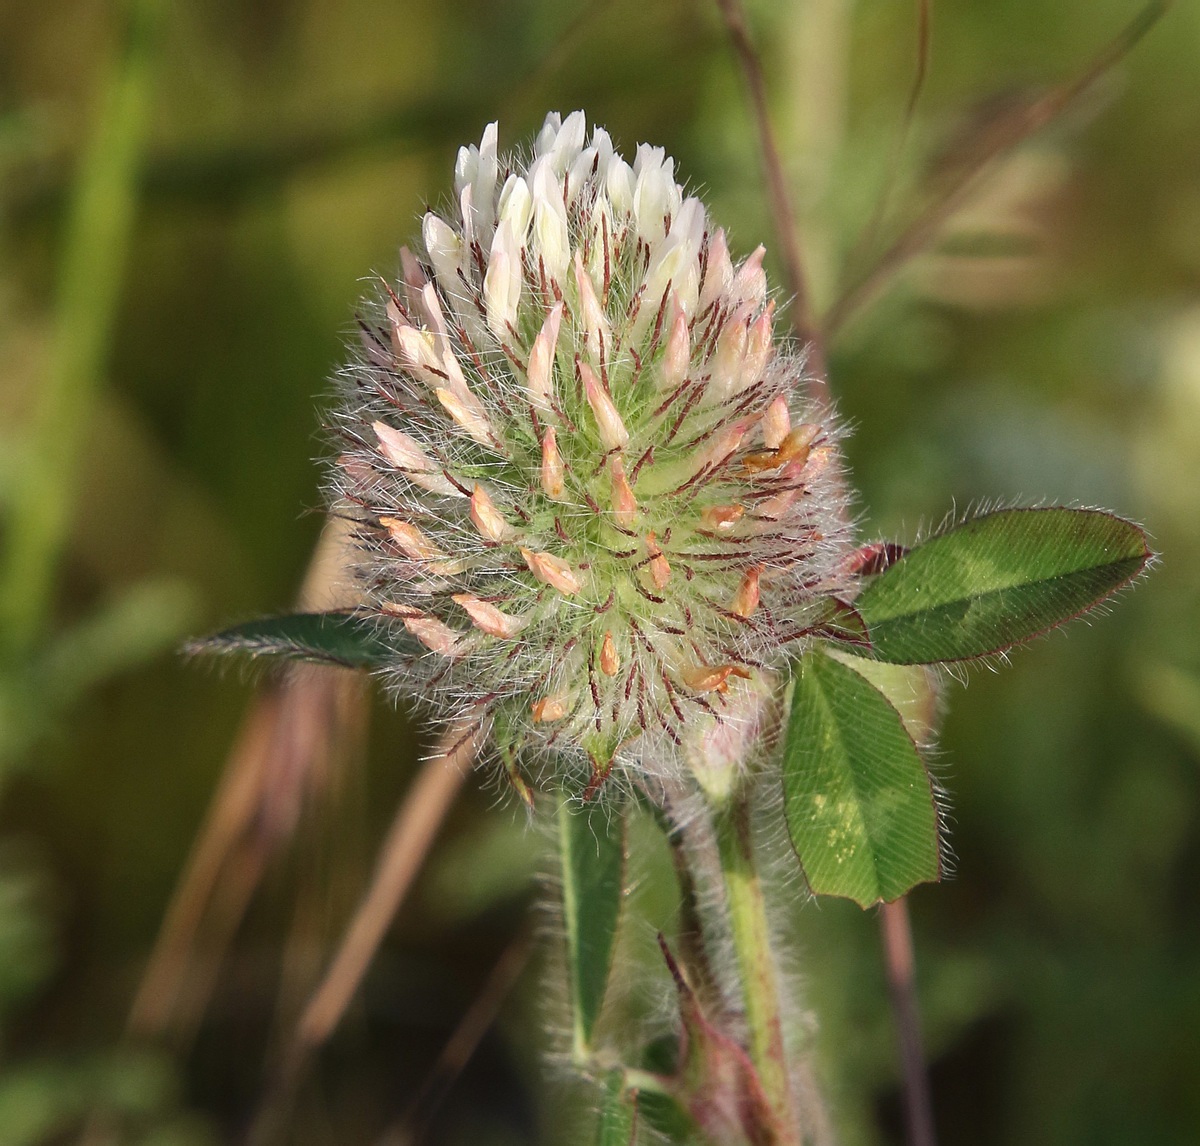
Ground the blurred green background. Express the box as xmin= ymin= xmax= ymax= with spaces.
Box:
xmin=2 ymin=0 xmax=1199 ymax=1143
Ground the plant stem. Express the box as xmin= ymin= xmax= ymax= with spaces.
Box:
xmin=714 ymin=798 xmax=801 ymax=1145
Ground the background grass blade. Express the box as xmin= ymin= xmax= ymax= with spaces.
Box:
xmin=855 ymin=508 xmax=1152 ymax=665
xmin=187 ymin=613 xmax=405 ymax=668
xmin=559 ymin=799 xmax=625 ymax=1059
xmin=783 ymin=651 xmax=940 ymax=907
xmin=0 ymin=0 xmax=167 ymax=655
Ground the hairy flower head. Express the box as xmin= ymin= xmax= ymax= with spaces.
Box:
xmin=329 ymin=112 xmax=854 ymax=793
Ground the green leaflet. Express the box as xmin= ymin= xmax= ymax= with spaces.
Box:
xmin=824 ymin=651 xmax=941 ymax=745
xmin=855 ymin=507 xmax=1151 ymax=664
xmin=560 ymin=798 xmax=626 ymax=1058
xmin=782 ymin=651 xmax=940 ymax=907
xmin=186 ymin=612 xmax=405 ymax=669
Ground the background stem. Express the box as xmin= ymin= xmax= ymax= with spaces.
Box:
xmin=881 ymin=898 xmax=938 ymax=1146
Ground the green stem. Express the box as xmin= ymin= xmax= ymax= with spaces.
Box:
xmin=714 ymin=798 xmax=800 ymax=1145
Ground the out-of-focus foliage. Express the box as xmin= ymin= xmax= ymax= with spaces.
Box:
xmin=1 ymin=1 xmax=1197 ymax=1144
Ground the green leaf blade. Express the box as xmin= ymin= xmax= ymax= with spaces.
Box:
xmin=782 ymin=651 xmax=940 ymax=907
xmin=186 ymin=612 xmax=406 ymax=669
xmin=560 ymin=799 xmax=626 ymax=1058
xmin=855 ymin=508 xmax=1151 ymax=664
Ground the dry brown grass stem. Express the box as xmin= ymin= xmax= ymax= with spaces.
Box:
xmin=846 ymin=0 xmax=932 ymax=278
xmin=714 ymin=0 xmax=828 ymax=397
xmin=129 ymin=667 xmax=369 ymax=1042
xmin=823 ymin=0 xmax=1171 ymax=340
xmin=245 ymin=719 xmax=479 ymax=1146
xmin=128 ymin=517 xmax=366 ymax=1043
xmin=290 ymin=718 xmax=481 ymax=1058
xmin=378 ymin=922 xmax=534 ymax=1146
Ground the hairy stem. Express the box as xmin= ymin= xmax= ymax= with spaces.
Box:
xmin=714 ymin=798 xmax=801 ymax=1146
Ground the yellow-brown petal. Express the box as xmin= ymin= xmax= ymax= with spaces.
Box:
xmin=469 ymin=484 xmax=512 ymax=543
xmin=599 ymin=631 xmax=620 ymax=676
xmin=378 ymin=516 xmax=444 ymax=563
xmin=730 ymin=565 xmax=762 ymax=618
xmin=700 ymin=504 xmax=745 ymax=532
xmin=521 ymin=547 xmax=581 ymax=596
xmin=609 ymin=455 xmax=638 ymax=527
xmin=645 ymin=533 xmax=671 ymax=590
xmin=381 ymin=605 xmax=462 ymax=657
xmin=541 ymin=426 xmax=565 ymax=500
xmin=436 ymin=386 xmax=494 ymax=445
xmin=531 ymin=696 xmax=568 ymax=722
xmin=680 ymin=663 xmax=751 ymax=694
xmin=451 ymin=593 xmax=523 ymax=638
xmin=777 ymin=423 xmax=820 ymax=464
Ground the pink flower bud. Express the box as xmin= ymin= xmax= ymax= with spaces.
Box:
xmin=526 ymin=302 xmax=563 ymax=412
xmin=521 ymin=548 xmax=581 ymax=596
xmin=372 ymin=422 xmax=461 ymax=497
xmin=583 ymin=363 xmax=629 ymax=450
xmin=541 ymin=427 xmax=565 ymax=500
xmin=470 ymin=484 xmax=513 ymax=542
xmin=452 ymin=593 xmax=524 ymax=639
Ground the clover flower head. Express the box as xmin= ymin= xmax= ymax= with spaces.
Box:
xmin=329 ymin=111 xmax=855 ymax=795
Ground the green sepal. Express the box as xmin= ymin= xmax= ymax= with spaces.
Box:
xmin=782 ymin=649 xmax=941 ymax=907
xmin=493 ymin=712 xmax=536 ymax=810
xmin=854 ymin=507 xmax=1152 ymax=665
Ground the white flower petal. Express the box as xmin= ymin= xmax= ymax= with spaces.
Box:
xmin=483 ymin=220 xmax=522 ymax=337
xmin=497 ymin=174 xmax=533 ymax=241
